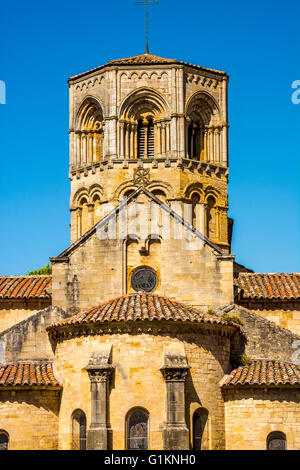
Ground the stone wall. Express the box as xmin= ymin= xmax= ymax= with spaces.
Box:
xmin=223 ymin=388 xmax=300 ymax=450
xmin=52 ymin=197 xmax=234 ymax=314
xmin=0 ymin=390 xmax=60 ymax=450
xmin=236 ymin=300 xmax=300 ymax=337
xmin=0 ymin=306 xmax=69 ymax=363
xmin=53 ymin=323 xmax=232 ymax=450
xmin=0 ymin=299 xmax=51 ymax=333
xmin=216 ymin=305 xmax=300 ymax=363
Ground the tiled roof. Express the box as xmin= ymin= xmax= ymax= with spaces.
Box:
xmin=48 ymin=292 xmax=232 ymax=330
xmin=0 ymin=276 xmax=52 ymax=300
xmin=222 ymin=360 xmax=300 ymax=387
xmin=69 ymin=53 xmax=227 ymax=80
xmin=107 ymin=53 xmax=177 ymax=65
xmin=236 ymin=273 xmax=300 ymax=300
xmin=0 ymin=361 xmax=61 ymax=388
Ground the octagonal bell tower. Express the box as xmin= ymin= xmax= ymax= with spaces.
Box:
xmin=68 ymin=53 xmax=230 ymax=252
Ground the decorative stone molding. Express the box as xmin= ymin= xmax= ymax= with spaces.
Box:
xmin=85 ymin=349 xmax=114 ymax=450
xmin=160 ymin=346 xmax=190 ymax=450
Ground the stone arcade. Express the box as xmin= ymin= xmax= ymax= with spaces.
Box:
xmin=0 ymin=52 xmax=300 ymax=450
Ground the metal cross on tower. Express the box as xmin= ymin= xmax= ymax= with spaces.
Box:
xmin=135 ymin=0 xmax=159 ymax=54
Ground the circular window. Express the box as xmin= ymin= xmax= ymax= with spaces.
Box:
xmin=131 ymin=267 xmax=158 ymax=293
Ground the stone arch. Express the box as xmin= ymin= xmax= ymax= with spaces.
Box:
xmin=185 ymin=91 xmax=221 ymax=161
xmin=147 ymin=180 xmax=174 ymax=199
xmin=184 ymin=183 xmax=204 ymax=202
xmin=119 ymin=87 xmax=170 ymax=121
xmin=118 ymin=88 xmax=170 ymax=159
xmin=71 ymin=187 xmax=89 ymax=209
xmin=74 ymin=96 xmax=105 ymax=164
xmin=75 ymin=96 xmax=104 ymax=131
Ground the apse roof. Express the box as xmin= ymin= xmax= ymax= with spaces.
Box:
xmin=47 ymin=291 xmax=236 ymax=330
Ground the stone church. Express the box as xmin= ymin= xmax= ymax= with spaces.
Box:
xmin=0 ymin=52 xmax=300 ymax=451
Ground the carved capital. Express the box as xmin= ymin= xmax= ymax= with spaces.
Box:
xmin=161 ymin=366 xmax=189 ymax=382
xmin=86 ymin=366 xmax=114 ymax=384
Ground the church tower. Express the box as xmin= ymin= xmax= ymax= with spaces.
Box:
xmin=68 ymin=53 xmax=230 ymax=252
xmin=51 ymin=52 xmax=234 ymax=313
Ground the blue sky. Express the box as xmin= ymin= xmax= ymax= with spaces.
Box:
xmin=0 ymin=0 xmax=299 ymax=275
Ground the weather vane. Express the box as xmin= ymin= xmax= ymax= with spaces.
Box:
xmin=135 ymin=1 xmax=159 ymax=54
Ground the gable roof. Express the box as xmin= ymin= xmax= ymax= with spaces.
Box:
xmin=0 ymin=361 xmax=62 ymax=389
xmin=47 ymin=291 xmax=235 ymax=330
xmin=235 ymin=273 xmax=300 ymax=301
xmin=221 ymin=359 xmax=300 ymax=388
xmin=0 ymin=276 xmax=52 ymax=300
xmin=50 ymin=186 xmax=227 ymax=262
xmin=69 ymin=53 xmax=227 ymax=81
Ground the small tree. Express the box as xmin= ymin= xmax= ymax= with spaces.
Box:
xmin=27 ymin=262 xmax=52 ymax=275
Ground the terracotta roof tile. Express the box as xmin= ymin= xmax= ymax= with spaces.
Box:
xmin=0 ymin=362 xmax=61 ymax=388
xmin=0 ymin=276 xmax=52 ymax=300
xmin=69 ymin=53 xmax=227 ymax=80
xmin=235 ymin=273 xmax=300 ymax=300
xmin=48 ymin=292 xmax=233 ymax=330
xmin=222 ymin=360 xmax=300 ymax=387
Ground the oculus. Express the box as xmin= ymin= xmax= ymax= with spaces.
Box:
xmin=131 ymin=267 xmax=158 ymax=292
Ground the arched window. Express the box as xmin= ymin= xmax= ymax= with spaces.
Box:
xmin=267 ymin=431 xmax=286 ymax=450
xmin=191 ymin=192 xmax=200 ymax=228
xmin=193 ymin=408 xmax=208 ymax=450
xmin=151 ymin=189 xmax=167 ymax=202
xmin=79 ymin=197 xmax=88 ymax=237
xmin=138 ymin=119 xmax=154 ymax=158
xmin=93 ymin=195 xmax=101 ymax=225
xmin=72 ymin=410 xmax=87 ymax=450
xmin=206 ymin=196 xmax=216 ymax=239
xmin=188 ymin=121 xmax=202 ymax=161
xmin=127 ymin=409 xmax=149 ymax=450
xmin=0 ymin=431 xmax=9 ymax=451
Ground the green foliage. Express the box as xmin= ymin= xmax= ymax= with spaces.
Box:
xmin=207 ymin=308 xmax=215 ymax=315
xmin=222 ymin=313 xmax=244 ymax=326
xmin=27 ymin=262 xmax=52 ymax=276
xmin=238 ymin=354 xmax=252 ymax=366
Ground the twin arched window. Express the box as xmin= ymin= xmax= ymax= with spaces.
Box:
xmin=127 ymin=409 xmax=149 ymax=450
xmin=72 ymin=410 xmax=87 ymax=450
xmin=0 ymin=431 xmax=9 ymax=450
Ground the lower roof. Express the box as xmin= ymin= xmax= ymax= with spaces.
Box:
xmin=0 ymin=276 xmax=52 ymax=300
xmin=0 ymin=361 xmax=62 ymax=389
xmin=235 ymin=273 xmax=300 ymax=301
xmin=221 ymin=359 xmax=300 ymax=388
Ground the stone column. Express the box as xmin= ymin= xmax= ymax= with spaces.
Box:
xmin=160 ymin=352 xmax=190 ymax=450
xmin=119 ymin=122 xmax=125 ymax=158
xmin=85 ymin=354 xmax=114 ymax=450
xmin=76 ymin=132 xmax=81 ymax=166
xmin=157 ymin=122 xmax=162 ymax=157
